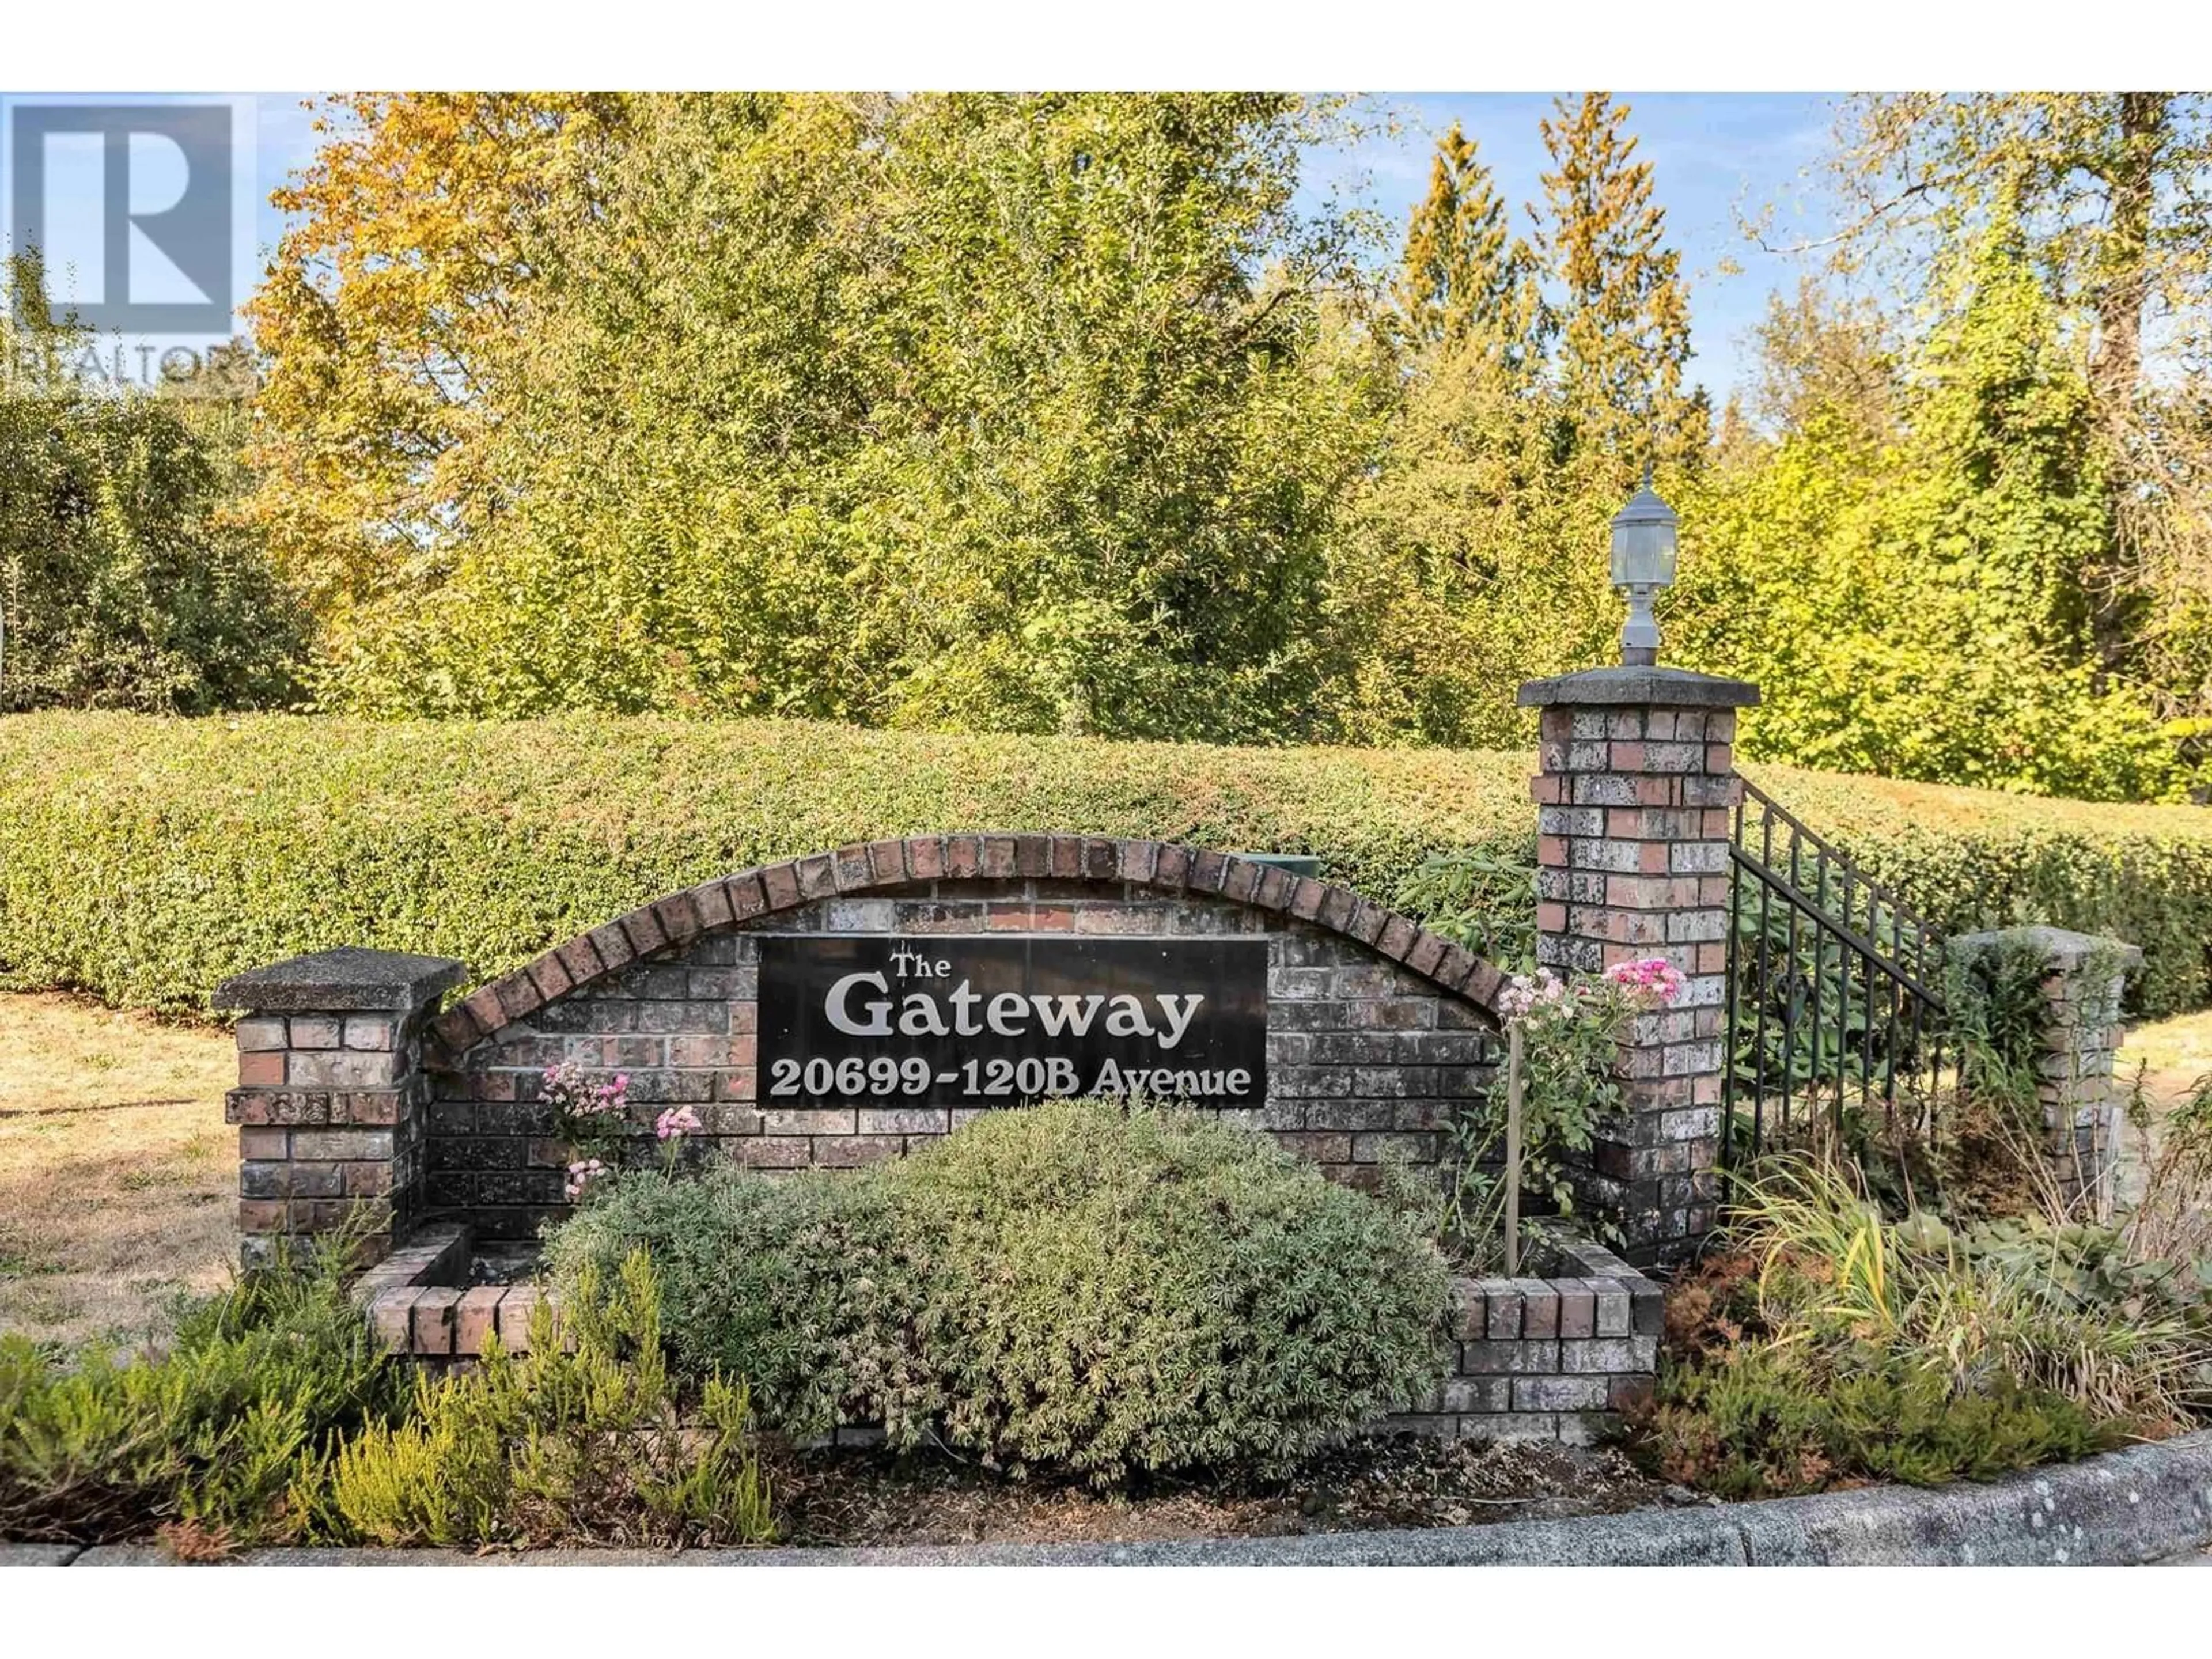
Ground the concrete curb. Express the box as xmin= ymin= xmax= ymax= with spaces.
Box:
xmin=40 ymin=1430 xmax=2212 ymax=1567
xmin=0 ymin=1545 xmax=83 ymax=1566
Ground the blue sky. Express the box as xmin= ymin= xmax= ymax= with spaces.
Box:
xmin=14 ymin=90 xmax=1844 ymax=403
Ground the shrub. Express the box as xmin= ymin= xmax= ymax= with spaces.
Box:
xmin=2129 ymin=1070 xmax=2212 ymax=1274
xmin=547 ymin=1100 xmax=1452 ymax=1483
xmin=1 ymin=712 xmax=2206 ymax=1020
xmin=1402 ymin=960 xmax=1683 ymax=1271
xmin=1642 ymin=1340 xmax=2114 ymax=1499
xmin=897 ymin=1100 xmax=1450 ymax=1481
xmin=0 ymin=1237 xmax=402 ymax=1546
xmin=304 ymin=1251 xmax=772 ymax=1550
xmin=1744 ymin=1158 xmax=2206 ymax=1430
xmin=1642 ymin=1153 xmax=2209 ymax=1500
xmin=0 ymin=711 xmax=1528 ymax=1017
xmin=542 ymin=1164 xmax=935 ymax=1441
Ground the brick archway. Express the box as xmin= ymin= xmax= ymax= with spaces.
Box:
xmin=429 ymin=834 xmax=1508 ymax=1058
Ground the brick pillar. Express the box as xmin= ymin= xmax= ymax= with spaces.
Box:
xmin=1949 ymin=926 xmax=2141 ymax=1221
xmin=214 ymin=946 xmax=465 ymax=1268
xmin=1518 ymin=665 xmax=1760 ymax=1266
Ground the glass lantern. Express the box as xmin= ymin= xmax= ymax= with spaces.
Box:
xmin=1609 ymin=465 xmax=1679 ymax=666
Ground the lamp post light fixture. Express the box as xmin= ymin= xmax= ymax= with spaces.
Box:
xmin=1609 ymin=463 xmax=1679 ymax=667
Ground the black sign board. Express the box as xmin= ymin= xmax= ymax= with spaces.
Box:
xmin=757 ymin=935 xmax=1266 ymax=1107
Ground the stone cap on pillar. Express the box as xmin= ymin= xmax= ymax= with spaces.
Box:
xmin=213 ymin=946 xmax=468 ymax=1014
xmin=1948 ymin=926 xmax=2143 ymax=974
xmin=1517 ymin=665 xmax=1760 ymax=710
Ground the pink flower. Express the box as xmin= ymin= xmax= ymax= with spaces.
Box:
xmin=1604 ymin=956 xmax=1685 ymax=1005
xmin=562 ymin=1156 xmax=609 ymax=1202
xmin=1498 ymin=968 xmax=1567 ymax=1020
xmin=654 ymin=1105 xmax=703 ymax=1141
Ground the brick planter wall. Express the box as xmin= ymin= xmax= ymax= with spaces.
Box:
xmin=1411 ymin=1238 xmax=1664 ymax=1442
xmin=357 ymin=1225 xmax=1661 ymax=1446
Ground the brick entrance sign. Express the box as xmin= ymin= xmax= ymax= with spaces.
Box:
xmin=218 ymin=839 xmax=1531 ymax=1259
xmin=214 ymin=679 xmax=1766 ymax=1439
xmin=215 ymin=668 xmax=1771 ymax=1275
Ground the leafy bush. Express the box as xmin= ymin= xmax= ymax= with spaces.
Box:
xmin=0 ymin=1239 xmax=775 ymax=1551
xmin=3 ymin=711 xmax=2207 ymax=1019
xmin=2 ymin=259 xmax=305 ymax=715
xmin=898 ymin=1100 xmax=1450 ymax=1480
xmin=1643 ymin=1339 xmax=2113 ymax=1499
xmin=1642 ymin=1154 xmax=2207 ymax=1499
xmin=547 ymin=1100 xmax=1451 ymax=1483
xmin=304 ymin=1251 xmax=771 ymax=1550
xmin=0 ymin=1237 xmax=402 ymax=1546
xmin=1395 ymin=960 xmax=1683 ymax=1271
xmin=542 ymin=1161 xmax=934 ymax=1441
xmin=1390 ymin=841 xmax=1540 ymax=969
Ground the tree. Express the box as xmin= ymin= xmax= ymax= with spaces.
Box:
xmin=1806 ymin=93 xmax=2212 ymax=760
xmin=1670 ymin=225 xmax=2191 ymax=801
xmin=1323 ymin=328 xmax=1620 ymax=748
xmin=250 ymin=92 xmax=1387 ymax=738
xmin=1533 ymin=92 xmax=1702 ymax=471
xmin=1321 ymin=105 xmax=1711 ymax=749
xmin=1820 ymin=94 xmax=2212 ymax=412
xmin=1391 ymin=123 xmax=1536 ymax=363
xmin=0 ymin=258 xmax=304 ymax=713
xmin=242 ymin=93 xmax=624 ymax=622
xmin=1750 ymin=279 xmax=1898 ymax=446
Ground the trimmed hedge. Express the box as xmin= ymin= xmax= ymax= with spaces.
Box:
xmin=1748 ymin=763 xmax=2212 ymax=1020
xmin=0 ymin=712 xmax=2206 ymax=1019
xmin=0 ymin=711 xmax=1527 ymax=1017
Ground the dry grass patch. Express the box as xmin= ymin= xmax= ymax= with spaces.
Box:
xmin=0 ymin=993 xmax=233 ymax=1349
xmin=2123 ymin=1007 xmax=2212 ymax=1104
xmin=2114 ymin=1007 xmax=2212 ymax=1210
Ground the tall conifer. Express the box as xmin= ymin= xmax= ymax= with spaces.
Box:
xmin=1393 ymin=123 xmax=1535 ymax=362
xmin=1533 ymin=92 xmax=1701 ymax=468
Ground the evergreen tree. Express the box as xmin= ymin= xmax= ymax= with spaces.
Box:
xmin=1392 ymin=123 xmax=1535 ymax=363
xmin=1533 ymin=92 xmax=1701 ymax=471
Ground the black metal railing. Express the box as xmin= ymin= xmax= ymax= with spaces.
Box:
xmin=1721 ymin=780 xmax=1948 ymax=1164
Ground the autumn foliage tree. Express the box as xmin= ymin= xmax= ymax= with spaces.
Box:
xmin=244 ymin=92 xmax=1384 ymax=738
xmin=1391 ymin=122 xmax=1535 ymax=363
xmin=243 ymin=93 xmax=623 ymax=623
